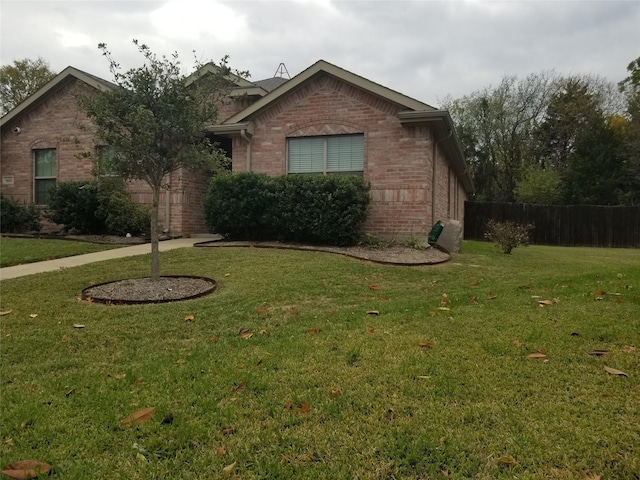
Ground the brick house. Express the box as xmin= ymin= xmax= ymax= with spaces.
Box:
xmin=1 ymin=60 xmax=473 ymax=242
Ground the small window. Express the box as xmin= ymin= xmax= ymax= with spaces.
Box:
xmin=95 ymin=145 xmax=118 ymax=176
xmin=288 ymin=134 xmax=363 ymax=175
xmin=34 ymin=149 xmax=56 ymax=204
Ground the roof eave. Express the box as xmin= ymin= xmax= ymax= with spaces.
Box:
xmin=399 ymin=110 xmax=475 ymax=194
xmin=0 ymin=66 xmax=112 ymax=128
xmin=223 ymin=60 xmax=435 ymax=125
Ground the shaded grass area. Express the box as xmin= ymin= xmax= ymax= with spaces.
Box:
xmin=0 ymin=237 xmax=121 ymax=267
xmin=1 ymin=241 xmax=639 ymax=479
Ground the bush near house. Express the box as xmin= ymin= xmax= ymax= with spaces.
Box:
xmin=0 ymin=195 xmax=41 ymax=233
xmin=204 ymin=173 xmax=370 ymax=246
xmin=46 ymin=179 xmax=150 ymax=236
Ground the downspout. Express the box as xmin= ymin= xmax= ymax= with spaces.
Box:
xmin=241 ymin=129 xmax=251 ymax=172
xmin=432 ymin=128 xmax=453 ymax=226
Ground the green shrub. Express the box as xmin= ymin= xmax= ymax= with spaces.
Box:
xmin=46 ymin=181 xmax=105 ymax=233
xmin=46 ymin=179 xmax=149 ymax=236
xmin=203 ymin=172 xmax=277 ymax=240
xmin=97 ymin=189 xmax=150 ymax=236
xmin=0 ymin=195 xmax=41 ymax=233
xmin=484 ymin=219 xmax=534 ymax=254
xmin=203 ymin=172 xmax=370 ymax=246
xmin=273 ymin=175 xmax=370 ymax=246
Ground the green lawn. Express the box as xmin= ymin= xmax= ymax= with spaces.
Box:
xmin=0 ymin=241 xmax=638 ymax=479
xmin=0 ymin=237 xmax=121 ymax=267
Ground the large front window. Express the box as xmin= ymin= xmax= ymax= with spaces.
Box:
xmin=34 ymin=149 xmax=56 ymax=204
xmin=287 ymin=134 xmax=363 ymax=175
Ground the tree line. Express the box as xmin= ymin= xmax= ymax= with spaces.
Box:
xmin=2 ymin=55 xmax=640 ymax=207
xmin=441 ymin=58 xmax=640 ymax=205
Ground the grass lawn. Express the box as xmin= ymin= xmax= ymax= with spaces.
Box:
xmin=0 ymin=241 xmax=638 ymax=479
xmin=0 ymin=237 xmax=122 ymax=268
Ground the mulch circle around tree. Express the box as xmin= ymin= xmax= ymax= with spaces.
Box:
xmin=82 ymin=275 xmax=217 ymax=305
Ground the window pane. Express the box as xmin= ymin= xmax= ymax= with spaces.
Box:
xmin=327 ymin=135 xmax=363 ymax=172
xmin=34 ymin=149 xmax=56 ymax=177
xmin=35 ymin=178 xmax=56 ymax=204
xmin=288 ymin=137 xmax=324 ymax=173
xmin=96 ymin=145 xmax=117 ymax=176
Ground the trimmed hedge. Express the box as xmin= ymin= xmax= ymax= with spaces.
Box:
xmin=46 ymin=179 xmax=149 ymax=236
xmin=0 ymin=195 xmax=41 ymax=233
xmin=204 ymin=173 xmax=370 ymax=246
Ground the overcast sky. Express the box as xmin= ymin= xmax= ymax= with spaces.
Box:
xmin=1 ymin=0 xmax=639 ymax=107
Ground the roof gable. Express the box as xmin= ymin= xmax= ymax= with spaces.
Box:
xmin=0 ymin=66 xmax=113 ymax=127
xmin=223 ymin=60 xmax=435 ymax=125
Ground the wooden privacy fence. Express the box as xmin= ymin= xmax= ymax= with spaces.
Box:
xmin=464 ymin=202 xmax=640 ymax=248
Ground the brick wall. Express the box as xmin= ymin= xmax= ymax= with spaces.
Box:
xmin=230 ymin=73 xmax=464 ymax=239
xmin=0 ymin=77 xmax=223 ymax=235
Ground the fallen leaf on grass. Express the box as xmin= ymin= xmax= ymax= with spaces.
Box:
xmin=308 ymin=328 xmax=321 ymax=334
xmin=224 ymin=273 xmax=231 ymax=277
xmin=366 ymin=310 xmax=379 ymax=316
xmin=471 ymin=281 xmax=480 ymax=286
xmin=527 ymin=352 xmax=547 ymax=360
xmin=184 ymin=315 xmax=194 ymax=322
xmin=330 ymin=389 xmax=341 ymax=398
xmin=29 ymin=314 xmax=38 ymax=319
xmin=583 ymin=474 xmax=602 ymax=480
xmin=367 ymin=328 xmax=376 ymax=334
xmin=487 ymin=291 xmax=497 ymax=300
xmin=623 ymin=345 xmax=636 ymax=353
xmin=1 ymin=460 xmax=52 ymax=479
xmin=216 ymin=445 xmax=226 ymax=456
xmin=418 ymin=342 xmax=433 ymax=348
xmin=369 ymin=285 xmax=381 ymax=290
xmin=121 ymin=407 xmax=155 ymax=426
xmin=175 ymin=358 xmax=186 ymax=365
xmin=0 ymin=310 xmax=12 ymax=316
xmin=497 ymin=455 xmax=517 ymax=467
xmin=238 ymin=328 xmax=253 ymax=339
xmin=538 ymin=300 xmax=554 ymax=306
xmin=468 ymin=296 xmax=478 ymax=305
xmin=592 ymin=290 xmax=606 ymax=296
xmin=512 ymin=339 xmax=522 ymax=347
xmin=221 ymin=462 xmax=236 ymax=478
xmin=72 ymin=324 xmax=85 ymax=329
xmin=604 ymin=366 xmax=628 ymax=377
xmin=256 ymin=308 xmax=267 ymax=315
xmin=222 ymin=427 xmax=235 ymax=435
xmin=285 ymin=401 xmax=310 ymax=414
xmin=587 ymin=350 xmax=611 ymax=356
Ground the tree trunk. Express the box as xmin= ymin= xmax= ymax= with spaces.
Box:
xmin=150 ymin=185 xmax=161 ymax=281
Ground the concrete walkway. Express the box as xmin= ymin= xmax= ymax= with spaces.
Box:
xmin=0 ymin=236 xmax=220 ymax=281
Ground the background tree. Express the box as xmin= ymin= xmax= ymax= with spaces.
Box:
xmin=618 ymin=56 xmax=640 ymax=204
xmin=79 ymin=40 xmax=242 ymax=280
xmin=442 ymin=72 xmax=555 ymax=201
xmin=0 ymin=57 xmax=56 ymax=116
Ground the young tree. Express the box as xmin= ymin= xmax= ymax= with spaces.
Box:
xmin=79 ymin=40 xmax=241 ymax=280
xmin=0 ymin=57 xmax=56 ymax=116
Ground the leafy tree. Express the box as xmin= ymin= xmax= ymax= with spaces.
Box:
xmin=78 ymin=40 xmax=241 ymax=279
xmin=0 ymin=57 xmax=56 ymax=116
xmin=442 ymin=72 xmax=555 ymax=201
xmin=514 ymin=164 xmax=562 ymax=204
xmin=562 ymin=117 xmax=628 ymax=205
xmin=618 ymin=56 xmax=640 ymax=203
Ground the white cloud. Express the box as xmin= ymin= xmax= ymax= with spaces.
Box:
xmin=149 ymin=1 xmax=248 ymax=43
